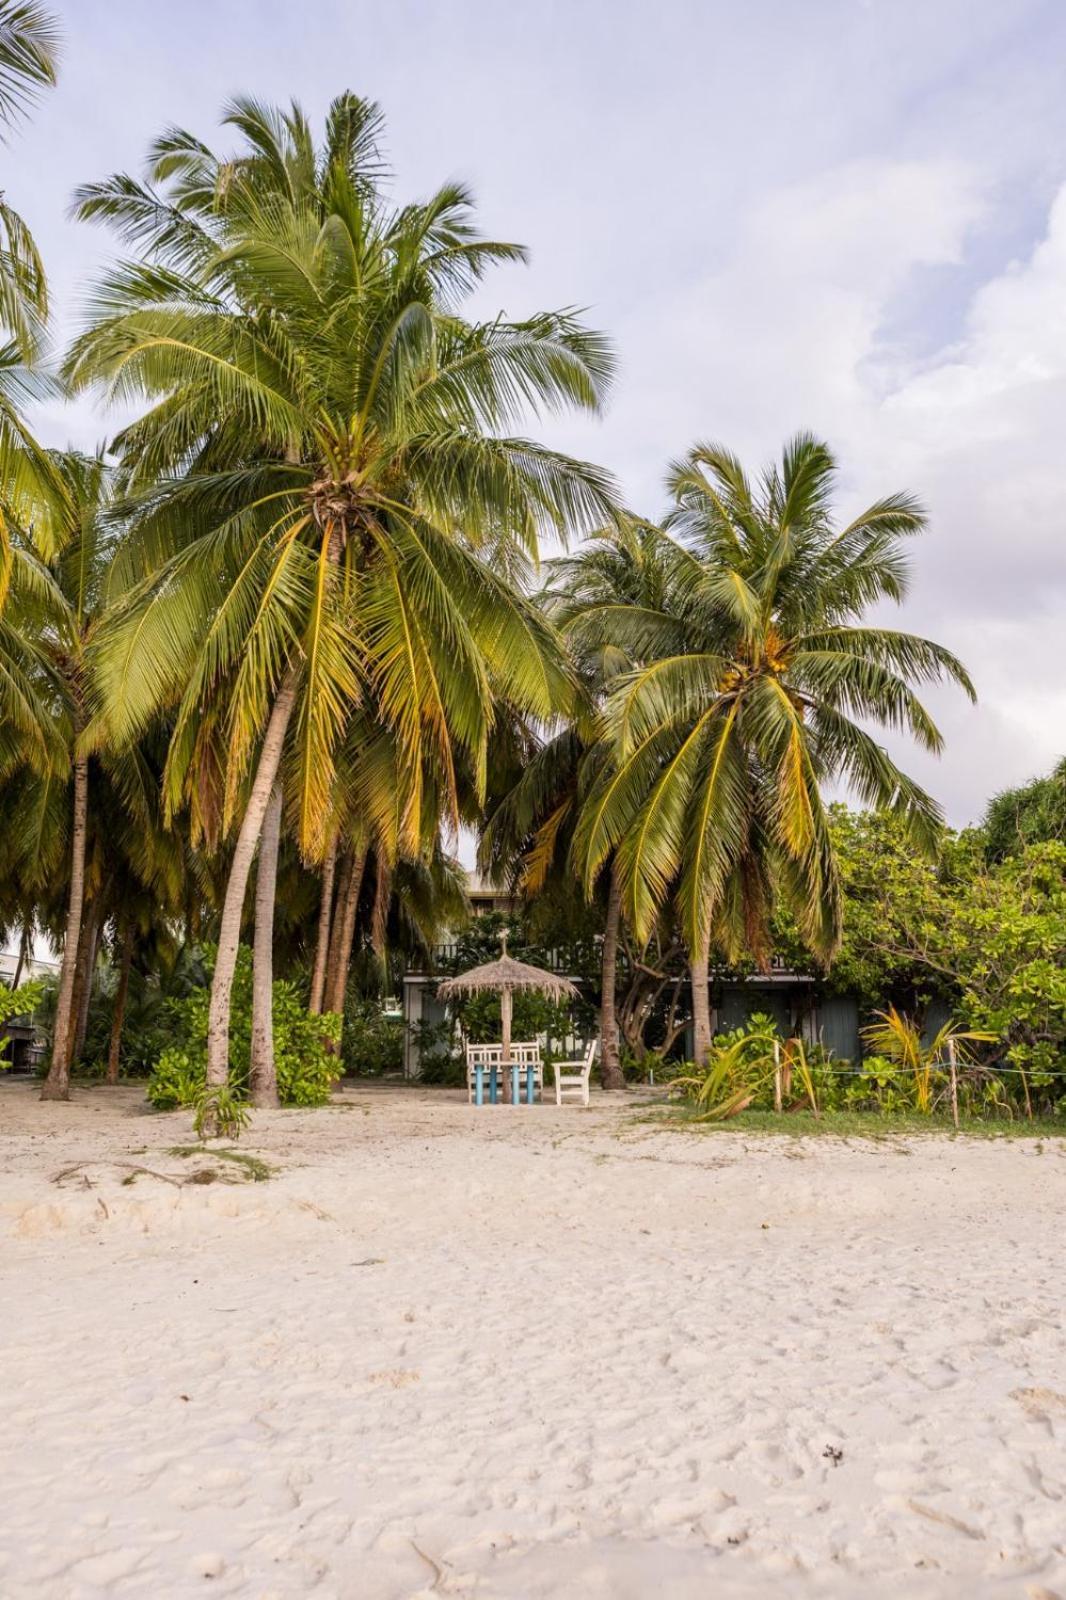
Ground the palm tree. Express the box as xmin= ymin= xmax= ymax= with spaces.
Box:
xmin=0 ymin=1 xmax=58 ymax=354
xmin=481 ymin=519 xmax=679 ymax=1086
xmin=0 ymin=758 xmax=66 ymax=977
xmin=20 ymin=451 xmax=116 ymax=1098
xmin=0 ymin=4 xmax=67 ymax=844
xmin=313 ymin=713 xmax=486 ymax=1050
xmin=6 ymin=452 xmax=178 ymax=1098
xmin=66 ymin=95 xmax=616 ymax=1090
xmin=0 ymin=5 xmax=58 ymax=128
xmin=575 ymin=435 xmax=975 ymax=1062
xmin=85 ymin=733 xmax=187 ymax=1080
xmin=248 ymin=779 xmax=282 ymax=1104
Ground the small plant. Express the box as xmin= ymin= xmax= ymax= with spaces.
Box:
xmin=779 ymin=1037 xmax=821 ymax=1117
xmin=838 ymin=1055 xmax=911 ymax=1114
xmin=193 ymin=1084 xmax=250 ymax=1142
xmin=674 ymin=1014 xmax=780 ymax=1119
xmin=673 ymin=1016 xmax=847 ymax=1119
xmin=861 ymin=1008 xmax=993 ymax=1116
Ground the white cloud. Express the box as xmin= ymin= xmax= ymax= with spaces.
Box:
xmin=576 ymin=156 xmax=1064 ymax=823
xmin=867 ymin=183 xmax=1066 ymax=815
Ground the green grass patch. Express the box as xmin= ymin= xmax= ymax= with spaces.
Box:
xmin=167 ymin=1145 xmax=274 ymax=1180
xmin=643 ymin=1106 xmax=1066 ymax=1140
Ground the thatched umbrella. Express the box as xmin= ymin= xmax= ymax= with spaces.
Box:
xmin=437 ymin=932 xmax=579 ymax=1086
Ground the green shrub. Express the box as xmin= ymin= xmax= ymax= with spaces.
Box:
xmin=833 ymin=1055 xmax=911 ymax=1113
xmin=342 ymin=999 xmax=404 ymax=1077
xmin=674 ymin=1018 xmax=834 ymax=1118
xmin=146 ymin=947 xmax=342 ymax=1110
xmin=671 ymin=1010 xmax=1059 ymax=1124
xmin=145 ymin=1047 xmax=203 ymax=1109
xmin=0 ymin=979 xmax=46 ymax=1072
xmin=673 ymin=1014 xmax=781 ymax=1118
xmin=0 ymin=978 xmax=45 ymax=1028
xmin=411 ymin=1018 xmax=464 ymax=1085
xmin=623 ymin=1047 xmax=674 ymax=1083
xmin=270 ymin=983 xmax=341 ymax=1104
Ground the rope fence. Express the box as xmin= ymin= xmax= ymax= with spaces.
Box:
xmin=763 ymin=1062 xmax=1066 ymax=1079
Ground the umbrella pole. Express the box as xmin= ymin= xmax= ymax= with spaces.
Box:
xmin=501 ymin=986 xmax=513 ymax=1104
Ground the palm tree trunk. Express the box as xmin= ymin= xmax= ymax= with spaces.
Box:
xmin=41 ymin=754 xmax=89 ymax=1101
xmin=599 ymin=861 xmax=625 ymax=1088
xmin=66 ymin=915 xmax=88 ymax=1064
xmin=106 ymin=923 xmax=134 ymax=1085
xmin=370 ymin=853 xmax=390 ymax=963
xmin=690 ymin=922 xmax=713 ymax=1066
xmin=324 ymin=847 xmax=366 ymax=1022
xmin=206 ymin=669 xmax=298 ymax=1088
xmin=70 ymin=902 xmax=102 ymax=1068
xmin=322 ymin=849 xmax=353 ymax=1010
xmin=11 ymin=921 xmax=30 ymax=989
xmin=308 ymin=834 xmax=337 ymax=1015
xmin=249 ymin=782 xmax=283 ymax=1107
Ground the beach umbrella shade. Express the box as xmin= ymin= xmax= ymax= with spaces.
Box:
xmin=437 ymin=932 xmax=579 ymax=1069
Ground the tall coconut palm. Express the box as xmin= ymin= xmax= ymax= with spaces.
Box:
xmin=575 ymin=436 xmax=975 ymax=1062
xmin=0 ymin=1 xmax=58 ymax=354
xmin=67 ymin=95 xmax=616 ymax=1090
xmin=481 ymin=519 xmax=679 ymax=1086
xmin=10 ymin=452 xmax=178 ymax=1098
xmin=22 ymin=451 xmax=117 ymax=1098
xmin=0 ymin=4 xmax=66 ymax=816
xmin=0 ymin=756 xmax=66 ymax=969
xmin=0 ymin=512 xmax=64 ymax=772
xmin=315 ymin=710 xmax=485 ymax=1043
xmin=0 ymin=4 xmax=58 ymax=129
xmin=80 ymin=728 xmax=187 ymax=1079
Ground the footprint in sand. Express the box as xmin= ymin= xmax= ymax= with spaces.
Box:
xmin=368 ymin=1369 xmax=421 ymax=1389
xmin=200 ymin=1466 xmax=249 ymax=1490
xmin=904 ymin=1499 xmax=984 ymax=1540
xmin=1012 ymin=1387 xmax=1066 ymax=1419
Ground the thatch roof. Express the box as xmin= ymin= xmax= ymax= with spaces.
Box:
xmin=437 ymin=952 xmax=578 ymax=1002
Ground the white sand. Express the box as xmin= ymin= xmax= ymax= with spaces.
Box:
xmin=1 ymin=1080 xmax=1064 ymax=1600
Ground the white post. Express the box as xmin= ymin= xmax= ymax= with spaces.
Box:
xmin=948 ymin=1036 xmax=960 ymax=1132
xmin=773 ymin=1038 xmax=782 ymax=1113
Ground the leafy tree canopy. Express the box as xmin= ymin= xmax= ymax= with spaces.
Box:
xmin=983 ymin=757 xmax=1066 ymax=860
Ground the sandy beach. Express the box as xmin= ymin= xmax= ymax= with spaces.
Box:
xmin=1 ymin=1081 xmax=1064 ymax=1599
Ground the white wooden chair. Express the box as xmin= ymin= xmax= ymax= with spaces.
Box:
xmin=512 ymin=1042 xmax=544 ymax=1101
xmin=552 ymin=1039 xmax=598 ymax=1106
xmin=466 ymin=1042 xmax=503 ymax=1103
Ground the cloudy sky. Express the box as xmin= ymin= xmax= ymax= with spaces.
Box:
xmin=11 ymin=0 xmax=1066 ymax=825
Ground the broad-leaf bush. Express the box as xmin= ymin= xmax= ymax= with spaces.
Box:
xmin=341 ymin=999 xmax=403 ymax=1077
xmin=147 ymin=947 xmax=341 ymax=1109
xmin=0 ymin=979 xmax=46 ymax=1070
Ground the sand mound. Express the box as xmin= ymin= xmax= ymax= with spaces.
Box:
xmin=2 ymin=1148 xmax=286 ymax=1238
